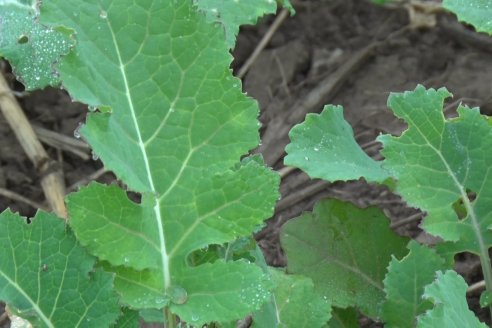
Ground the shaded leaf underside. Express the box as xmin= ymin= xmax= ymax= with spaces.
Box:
xmin=281 ymin=199 xmax=408 ymax=318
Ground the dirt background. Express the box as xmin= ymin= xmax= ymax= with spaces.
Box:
xmin=1 ymin=0 xmax=492 ymax=326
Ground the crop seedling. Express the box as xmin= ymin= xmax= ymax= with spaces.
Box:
xmin=280 ymin=1 xmax=492 ymax=326
xmin=0 ymin=0 xmax=492 ymax=327
xmin=0 ymin=0 xmax=293 ymax=326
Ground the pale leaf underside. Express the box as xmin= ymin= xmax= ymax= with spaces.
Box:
xmin=417 ymin=270 xmax=487 ymax=327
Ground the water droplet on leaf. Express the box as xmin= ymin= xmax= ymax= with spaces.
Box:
xmin=166 ymin=285 xmax=187 ymax=304
xmin=74 ymin=123 xmax=83 ymax=139
xmin=154 ymin=297 xmax=167 ymax=305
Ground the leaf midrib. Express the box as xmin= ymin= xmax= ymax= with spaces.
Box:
xmin=407 ymin=115 xmax=485 ymax=251
xmin=106 ymin=19 xmax=171 ymax=287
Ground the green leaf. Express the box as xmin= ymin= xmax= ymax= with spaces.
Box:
xmin=140 ymin=308 xmax=165 ymax=324
xmin=0 ymin=0 xmax=72 ymax=89
xmin=378 ymin=85 xmax=492 ymax=254
xmin=0 ymin=210 xmax=120 ymax=327
xmin=443 ymin=0 xmax=492 ymax=36
xmin=417 ymin=270 xmax=487 ymax=328
xmin=67 ymin=160 xmax=278 ymax=308
xmin=113 ymin=309 xmax=139 ymax=328
xmin=170 ymin=260 xmax=272 ymax=324
xmin=479 ymin=290 xmax=492 ymax=308
xmin=195 ymin=0 xmax=293 ymax=49
xmin=280 ymin=199 xmax=408 ymax=318
xmin=40 ymin=0 xmax=280 ymax=324
xmin=328 ymin=307 xmax=358 ymax=328
xmin=381 ymin=241 xmax=448 ymax=328
xmin=252 ymin=269 xmax=331 ymax=328
xmin=285 ymin=105 xmax=390 ymax=183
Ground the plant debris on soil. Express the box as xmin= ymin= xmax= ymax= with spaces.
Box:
xmin=2 ymin=0 xmax=492 ymax=326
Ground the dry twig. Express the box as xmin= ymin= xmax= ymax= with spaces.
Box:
xmin=0 ymin=73 xmax=67 ymax=218
xmin=0 ymin=188 xmax=49 ymax=212
xmin=33 ymin=125 xmax=90 ymax=160
xmin=237 ymin=8 xmax=290 ymax=79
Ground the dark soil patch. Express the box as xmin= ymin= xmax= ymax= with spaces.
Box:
xmin=1 ymin=0 xmax=492 ymax=326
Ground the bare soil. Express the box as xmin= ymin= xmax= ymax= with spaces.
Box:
xmin=2 ymin=0 xmax=492 ymax=326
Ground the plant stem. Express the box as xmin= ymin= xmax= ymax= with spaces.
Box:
xmin=462 ymin=192 xmax=492 ymax=318
xmin=479 ymin=253 xmax=492 ymax=318
xmin=165 ymin=307 xmax=176 ymax=328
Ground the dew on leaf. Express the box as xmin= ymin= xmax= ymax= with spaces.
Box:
xmin=74 ymin=123 xmax=83 ymax=139
xmin=166 ymin=285 xmax=187 ymax=304
xmin=99 ymin=10 xmax=108 ymax=19
xmin=154 ymin=297 xmax=167 ymax=306
xmin=191 ymin=314 xmax=199 ymax=322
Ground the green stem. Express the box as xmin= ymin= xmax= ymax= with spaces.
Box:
xmin=479 ymin=253 xmax=492 ymax=319
xmin=165 ymin=307 xmax=176 ymax=328
xmin=462 ymin=193 xmax=492 ymax=318
xmin=224 ymin=242 xmax=233 ymax=262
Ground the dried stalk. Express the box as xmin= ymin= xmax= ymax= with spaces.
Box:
xmin=0 ymin=73 xmax=67 ymax=218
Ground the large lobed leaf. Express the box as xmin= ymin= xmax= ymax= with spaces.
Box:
xmin=417 ymin=270 xmax=487 ymax=328
xmin=379 ymin=86 xmax=492 ymax=255
xmin=39 ymin=0 xmax=280 ymax=324
xmin=280 ymin=199 xmax=408 ymax=318
xmin=0 ymin=211 xmax=120 ymax=327
xmin=0 ymin=0 xmax=72 ymax=89
xmin=443 ymin=0 xmax=492 ymax=36
xmin=288 ymin=85 xmax=492 ymax=257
